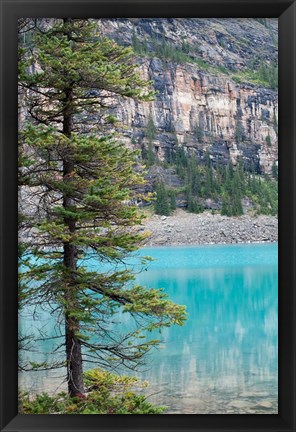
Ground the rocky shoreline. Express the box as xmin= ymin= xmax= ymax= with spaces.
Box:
xmin=141 ymin=209 xmax=278 ymax=247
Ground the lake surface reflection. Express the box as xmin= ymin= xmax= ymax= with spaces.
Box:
xmin=19 ymin=244 xmax=278 ymax=414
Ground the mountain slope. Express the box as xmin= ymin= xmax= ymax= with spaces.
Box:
xmin=98 ymin=18 xmax=278 ymax=175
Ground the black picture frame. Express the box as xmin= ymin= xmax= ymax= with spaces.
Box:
xmin=1 ymin=1 xmax=295 ymax=431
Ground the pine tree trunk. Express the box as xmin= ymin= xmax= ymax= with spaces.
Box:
xmin=62 ymin=77 xmax=85 ymax=396
xmin=63 ymin=199 xmax=85 ymax=397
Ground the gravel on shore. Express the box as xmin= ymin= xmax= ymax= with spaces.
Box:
xmin=140 ymin=209 xmax=278 ymax=247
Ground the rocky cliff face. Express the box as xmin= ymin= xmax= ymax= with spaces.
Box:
xmin=98 ymin=18 xmax=278 ymax=174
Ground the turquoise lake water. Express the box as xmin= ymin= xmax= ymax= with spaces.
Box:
xmin=19 ymin=243 xmax=278 ymax=414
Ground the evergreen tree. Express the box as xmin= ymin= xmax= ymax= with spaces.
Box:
xmin=195 ymin=124 xmax=204 ymax=143
xmin=185 ymin=156 xmax=200 ymax=197
xmin=145 ymin=113 xmax=156 ymax=166
xmin=154 ymin=182 xmax=171 ymax=215
xmin=204 ymin=149 xmax=213 ymax=196
xmin=187 ymin=194 xmax=203 ymax=213
xmin=231 ymin=181 xmax=244 ymax=215
xmin=131 ymin=28 xmax=142 ymax=54
xmin=18 ymin=19 xmax=186 ymax=397
xmin=169 ymin=189 xmax=177 ymax=211
xmin=221 ymin=164 xmax=243 ymax=216
xmin=147 ymin=141 xmax=155 ymax=166
xmin=233 ymin=166 xmax=244 ymax=196
xmin=221 ymin=192 xmax=231 ymax=216
xmin=146 ymin=113 xmax=156 ymax=142
xmin=235 ymin=118 xmax=244 ymax=143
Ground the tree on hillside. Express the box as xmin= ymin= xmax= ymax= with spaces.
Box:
xmin=221 ymin=164 xmax=243 ymax=216
xmin=145 ymin=113 xmax=157 ymax=166
xmin=154 ymin=182 xmax=171 ymax=216
xmin=18 ymin=18 xmax=186 ymax=397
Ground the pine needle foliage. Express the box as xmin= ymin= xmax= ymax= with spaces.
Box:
xmin=18 ymin=18 xmax=186 ymax=398
xmin=19 ymin=368 xmax=165 ymax=414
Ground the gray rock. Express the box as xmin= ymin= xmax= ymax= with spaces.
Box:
xmin=256 ymin=401 xmax=273 ymax=408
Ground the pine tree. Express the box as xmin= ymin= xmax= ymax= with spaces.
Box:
xmin=221 ymin=164 xmax=243 ymax=216
xmin=169 ymin=189 xmax=177 ymax=211
xmin=195 ymin=124 xmax=204 ymax=143
xmin=221 ymin=192 xmax=231 ymax=216
xmin=231 ymin=182 xmax=243 ymax=215
xmin=235 ymin=118 xmax=244 ymax=143
xmin=154 ymin=182 xmax=171 ymax=216
xmin=147 ymin=141 xmax=155 ymax=166
xmin=146 ymin=113 xmax=156 ymax=166
xmin=18 ymin=19 xmax=186 ymax=397
xmin=187 ymin=194 xmax=203 ymax=214
xmin=204 ymin=149 xmax=213 ymax=196
xmin=131 ymin=28 xmax=142 ymax=54
xmin=146 ymin=113 xmax=156 ymax=142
